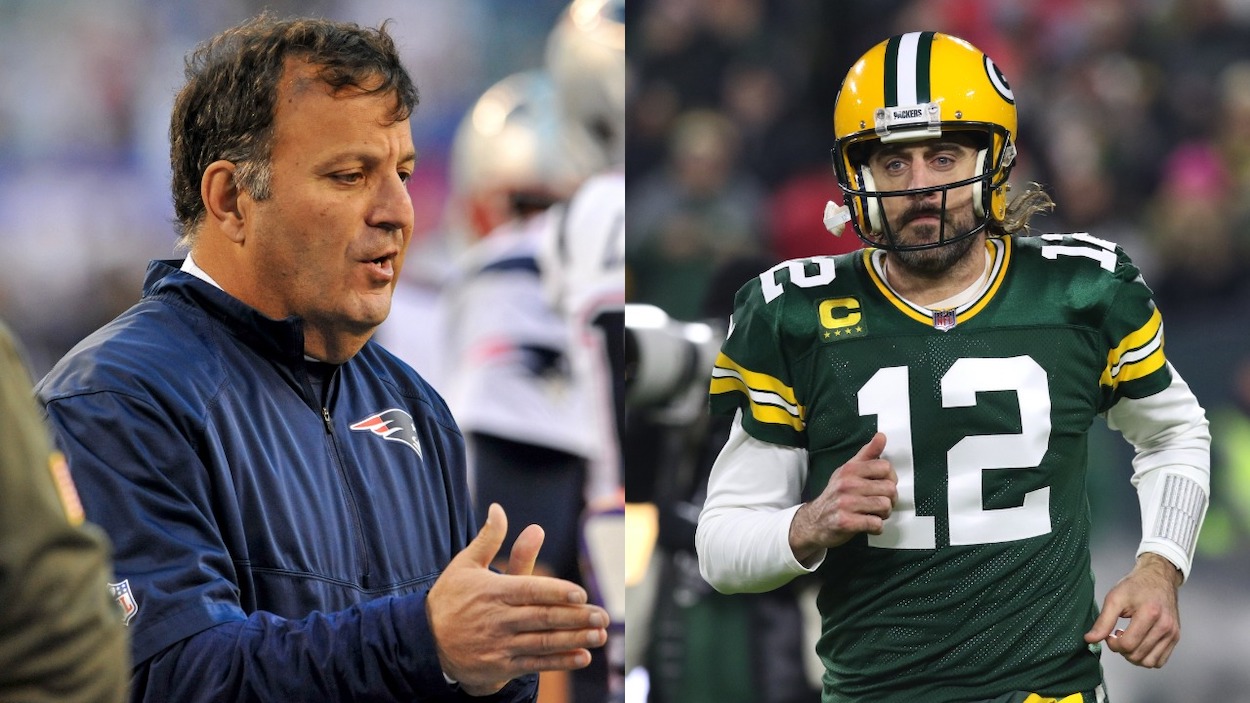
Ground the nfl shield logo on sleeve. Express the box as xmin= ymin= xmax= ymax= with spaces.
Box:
xmin=108 ymin=579 xmax=139 ymax=626
xmin=932 ymin=308 xmax=958 ymax=332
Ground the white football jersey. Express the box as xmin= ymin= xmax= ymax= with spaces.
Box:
xmin=541 ymin=170 xmax=624 ymax=321
xmin=440 ymin=211 xmax=597 ymax=461
xmin=539 ymin=169 xmax=625 ymax=503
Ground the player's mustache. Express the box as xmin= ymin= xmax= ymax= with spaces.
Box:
xmin=899 ymin=205 xmax=945 ymax=227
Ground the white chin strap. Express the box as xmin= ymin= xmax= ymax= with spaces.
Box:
xmin=971 ymin=148 xmax=988 ymax=218
xmin=859 ymin=167 xmax=884 ymax=232
xmin=972 ymin=143 xmax=1017 ymax=219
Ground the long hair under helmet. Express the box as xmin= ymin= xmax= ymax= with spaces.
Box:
xmin=827 ymin=31 xmax=1018 ymax=251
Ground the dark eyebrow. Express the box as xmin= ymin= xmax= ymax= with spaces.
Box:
xmin=872 ymin=140 xmax=972 ymax=163
xmin=316 ymin=148 xmax=418 ymax=172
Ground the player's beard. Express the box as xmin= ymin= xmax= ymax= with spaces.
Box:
xmin=886 ymin=202 xmax=980 ymax=276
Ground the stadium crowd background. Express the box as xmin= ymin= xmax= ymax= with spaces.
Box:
xmin=626 ymin=0 xmax=1250 ymax=701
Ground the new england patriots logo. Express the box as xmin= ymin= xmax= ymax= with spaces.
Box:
xmin=349 ymin=408 xmax=423 ymax=459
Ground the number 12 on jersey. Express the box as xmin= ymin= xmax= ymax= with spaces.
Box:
xmin=859 ymin=356 xmax=1053 ymax=550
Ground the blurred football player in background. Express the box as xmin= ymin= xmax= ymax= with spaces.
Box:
xmin=539 ymin=0 xmax=628 ymax=700
xmin=435 ymin=67 xmax=608 ymax=703
xmin=541 ymin=167 xmax=626 ymax=701
xmin=698 ymin=32 xmax=1210 ymax=702
xmin=546 ymin=0 xmax=626 ymax=168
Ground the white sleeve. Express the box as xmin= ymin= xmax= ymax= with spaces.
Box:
xmin=696 ymin=410 xmax=823 ymax=594
xmin=1104 ymin=362 xmax=1211 ymax=582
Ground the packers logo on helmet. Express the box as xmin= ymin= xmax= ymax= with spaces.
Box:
xmin=829 ymin=32 xmax=1018 ymax=251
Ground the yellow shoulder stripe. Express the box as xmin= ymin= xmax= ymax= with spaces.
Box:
xmin=1022 ymin=693 xmax=1085 ymax=703
xmin=1101 ymin=307 xmax=1166 ymax=389
xmin=710 ymin=352 xmax=805 ymax=431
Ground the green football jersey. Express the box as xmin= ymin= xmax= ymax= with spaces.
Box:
xmin=709 ymin=234 xmax=1171 ymax=702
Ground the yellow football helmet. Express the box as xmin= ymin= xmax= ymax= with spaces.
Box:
xmin=830 ymin=31 xmax=1017 ymax=250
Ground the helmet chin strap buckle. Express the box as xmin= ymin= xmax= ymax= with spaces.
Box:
xmin=823 ymin=201 xmax=852 ymax=236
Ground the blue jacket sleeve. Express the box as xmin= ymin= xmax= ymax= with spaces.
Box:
xmin=132 ymin=594 xmax=537 ymax=702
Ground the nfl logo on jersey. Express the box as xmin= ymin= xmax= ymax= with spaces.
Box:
xmin=108 ymin=579 xmax=139 ymax=625
xmin=933 ymin=309 xmax=957 ymax=332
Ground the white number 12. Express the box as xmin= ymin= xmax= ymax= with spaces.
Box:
xmin=858 ymin=357 xmax=1052 ymax=550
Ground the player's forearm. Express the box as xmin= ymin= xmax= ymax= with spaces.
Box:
xmin=697 ymin=503 xmax=817 ymax=593
xmin=1133 ymin=463 xmax=1208 ymax=582
xmin=1134 ymin=552 xmax=1183 ymax=590
xmin=697 ymin=413 xmax=818 ymax=592
xmin=1107 ymin=363 xmax=1211 ymax=581
xmin=787 ymin=501 xmax=834 ymax=566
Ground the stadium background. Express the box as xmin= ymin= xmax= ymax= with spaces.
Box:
xmin=625 ymin=1 xmax=1250 ymax=701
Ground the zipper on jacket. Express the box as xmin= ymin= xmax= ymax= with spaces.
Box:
xmin=320 ymin=401 xmax=372 ymax=587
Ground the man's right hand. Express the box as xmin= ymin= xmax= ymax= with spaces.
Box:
xmin=427 ymin=503 xmax=609 ymax=696
xmin=788 ymin=432 xmax=896 ymax=563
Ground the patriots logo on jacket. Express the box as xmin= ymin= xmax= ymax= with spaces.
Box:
xmin=349 ymin=408 xmax=423 ymax=459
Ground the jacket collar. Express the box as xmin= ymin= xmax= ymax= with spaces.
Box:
xmin=142 ymin=259 xmax=308 ymax=364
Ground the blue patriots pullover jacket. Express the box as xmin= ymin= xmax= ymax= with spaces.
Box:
xmin=35 ymin=261 xmax=537 ymax=702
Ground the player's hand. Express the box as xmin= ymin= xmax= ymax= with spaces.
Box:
xmin=427 ymin=503 xmax=609 ymax=696
xmin=788 ymin=432 xmax=896 ymax=563
xmin=1083 ymin=552 xmax=1183 ymax=668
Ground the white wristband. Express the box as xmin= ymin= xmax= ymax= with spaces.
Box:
xmin=1136 ymin=469 xmax=1209 ymax=582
